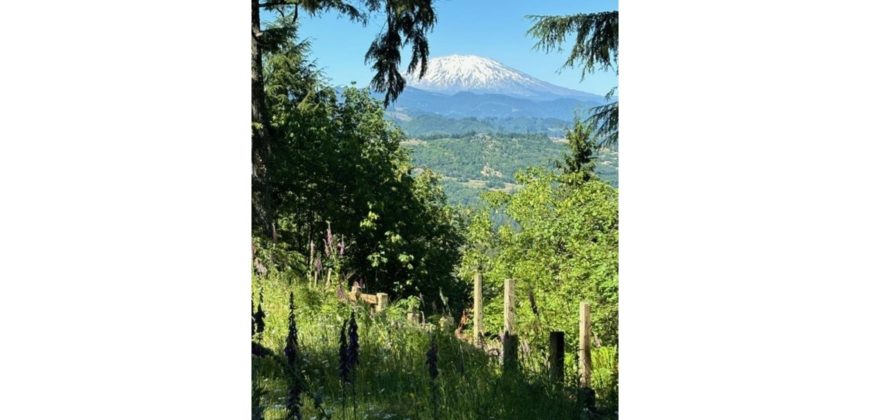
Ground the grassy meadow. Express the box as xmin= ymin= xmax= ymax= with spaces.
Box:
xmin=252 ymin=273 xmax=618 ymax=419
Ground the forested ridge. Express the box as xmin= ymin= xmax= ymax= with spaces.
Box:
xmin=251 ymin=3 xmax=618 ymax=419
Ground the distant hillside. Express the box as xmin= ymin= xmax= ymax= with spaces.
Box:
xmin=387 ymin=111 xmax=572 ymax=137
xmin=386 ymin=87 xmax=606 ymax=120
xmin=402 ymin=133 xmax=618 ymax=207
xmin=343 ymin=54 xmax=618 ymax=207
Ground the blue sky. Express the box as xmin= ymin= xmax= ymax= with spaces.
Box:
xmin=292 ymin=0 xmax=618 ymax=96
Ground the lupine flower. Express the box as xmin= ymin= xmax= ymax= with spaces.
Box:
xmin=426 ymin=335 xmax=438 ymax=381
xmin=347 ymin=312 xmax=359 ymax=370
xmin=426 ymin=334 xmax=439 ymax=419
xmin=287 ymin=380 xmax=303 ymax=420
xmin=285 ymin=292 xmax=302 ymax=419
xmin=253 ymin=289 xmax=265 ymax=337
xmin=284 ymin=292 xmax=298 ymax=366
xmin=338 ymin=320 xmax=350 ymax=384
xmin=347 ymin=312 xmax=360 ymax=418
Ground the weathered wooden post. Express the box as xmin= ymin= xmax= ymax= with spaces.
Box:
xmin=578 ymin=302 xmax=592 ymax=387
xmin=376 ymin=292 xmax=390 ymax=313
xmin=350 ymin=284 xmax=361 ymax=302
xmin=502 ymin=278 xmax=517 ymax=371
xmin=549 ymin=331 xmax=565 ymax=383
xmin=473 ymin=271 xmax=484 ymax=347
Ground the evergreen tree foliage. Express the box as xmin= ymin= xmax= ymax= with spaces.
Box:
xmin=259 ymin=0 xmax=434 ymax=107
xmin=557 ymin=120 xmax=597 ymax=180
xmin=528 ymin=11 xmax=619 ymax=146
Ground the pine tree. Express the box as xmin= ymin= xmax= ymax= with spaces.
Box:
xmin=557 ymin=121 xmax=597 ymax=182
xmin=528 ymin=11 xmax=619 ymax=146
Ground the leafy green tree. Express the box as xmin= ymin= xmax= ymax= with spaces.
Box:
xmin=461 ymin=168 xmax=618 ymax=351
xmin=528 ymin=11 xmax=619 ymax=146
xmin=255 ymin=30 xmax=467 ymax=313
xmin=252 ymin=0 xmax=437 ymax=240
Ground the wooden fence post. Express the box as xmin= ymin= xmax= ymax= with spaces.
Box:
xmin=350 ymin=284 xmax=361 ymax=302
xmin=376 ymin=293 xmax=389 ymax=313
xmin=578 ymin=302 xmax=592 ymax=387
xmin=473 ymin=271 xmax=484 ymax=347
xmin=502 ymin=278 xmax=517 ymax=371
xmin=549 ymin=331 xmax=565 ymax=383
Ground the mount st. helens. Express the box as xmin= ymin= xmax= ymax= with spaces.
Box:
xmin=385 ymin=54 xmax=610 ymax=131
xmin=404 ymin=54 xmax=602 ymax=101
xmin=371 ymin=54 xmax=618 ymax=206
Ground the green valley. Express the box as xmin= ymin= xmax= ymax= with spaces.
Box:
xmin=402 ymin=131 xmax=618 ymax=207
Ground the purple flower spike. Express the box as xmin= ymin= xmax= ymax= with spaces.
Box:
xmin=326 ymin=221 xmax=334 ymax=249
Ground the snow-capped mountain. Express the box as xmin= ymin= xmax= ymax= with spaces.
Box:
xmin=405 ymin=55 xmax=600 ymax=101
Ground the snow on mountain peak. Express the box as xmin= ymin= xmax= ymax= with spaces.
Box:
xmin=405 ymin=55 xmax=596 ymax=100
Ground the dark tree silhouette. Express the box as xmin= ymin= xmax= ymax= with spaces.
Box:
xmin=528 ymin=11 xmax=619 ymax=146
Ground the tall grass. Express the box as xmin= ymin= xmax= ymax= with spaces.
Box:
xmin=252 ymin=273 xmax=617 ymax=419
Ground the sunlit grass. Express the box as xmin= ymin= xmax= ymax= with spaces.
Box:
xmin=253 ymin=273 xmax=617 ymax=419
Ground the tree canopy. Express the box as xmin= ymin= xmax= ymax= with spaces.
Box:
xmin=252 ymin=0 xmax=437 ymax=243
xmin=461 ymin=167 xmax=619 ymax=348
xmin=528 ymin=11 xmax=619 ymax=146
xmin=252 ymin=26 xmax=468 ymax=313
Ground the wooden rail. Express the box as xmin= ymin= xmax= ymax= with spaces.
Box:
xmin=344 ymin=277 xmax=592 ymax=387
xmin=347 ymin=284 xmax=389 ymax=313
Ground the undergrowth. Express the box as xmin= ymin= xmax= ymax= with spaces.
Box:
xmin=252 ymin=273 xmax=617 ymax=419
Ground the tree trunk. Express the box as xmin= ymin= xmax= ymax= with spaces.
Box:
xmin=251 ymin=0 xmax=276 ymax=241
xmin=473 ymin=271 xmax=483 ymax=347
